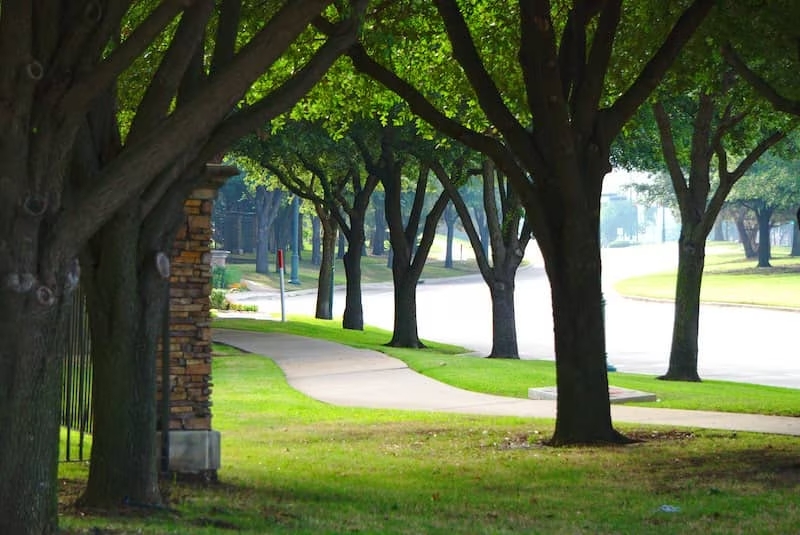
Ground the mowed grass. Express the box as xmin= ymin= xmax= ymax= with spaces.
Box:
xmin=614 ymin=244 xmax=800 ymax=309
xmin=213 ymin=317 xmax=800 ymax=416
xmin=226 ymin=235 xmax=482 ymax=290
xmin=59 ymin=345 xmax=800 ymax=534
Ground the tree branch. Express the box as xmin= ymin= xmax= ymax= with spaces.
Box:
xmin=336 ymin=37 xmax=533 ymax=200
xmin=652 ymin=102 xmax=689 ymax=206
xmin=59 ymin=0 xmax=186 ymax=114
xmin=128 ymin=0 xmax=213 ymax=143
xmin=606 ymin=0 xmax=715 ymax=136
xmin=723 ymin=44 xmax=800 ymax=116
xmin=430 ymin=159 xmax=492 ymax=284
xmin=434 ymin=0 xmax=534 ymax=165
xmin=572 ymin=0 xmax=621 ymax=135
xmin=211 ymin=0 xmax=242 ymax=76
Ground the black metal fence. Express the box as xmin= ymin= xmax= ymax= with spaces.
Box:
xmin=60 ymin=287 xmax=92 ymax=462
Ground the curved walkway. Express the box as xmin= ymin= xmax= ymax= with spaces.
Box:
xmin=212 ymin=328 xmax=800 ymax=437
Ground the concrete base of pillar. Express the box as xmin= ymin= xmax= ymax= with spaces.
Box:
xmin=156 ymin=430 xmax=221 ymax=474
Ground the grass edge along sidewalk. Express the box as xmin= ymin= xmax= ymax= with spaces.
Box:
xmin=212 ymin=317 xmax=800 ymax=417
xmin=59 ymin=343 xmax=800 ymax=534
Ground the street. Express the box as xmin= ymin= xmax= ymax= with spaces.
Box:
xmin=232 ymin=243 xmax=800 ymax=389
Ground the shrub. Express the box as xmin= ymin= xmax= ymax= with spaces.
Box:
xmin=209 ymin=289 xmax=229 ymax=310
xmin=228 ymin=302 xmax=258 ymax=312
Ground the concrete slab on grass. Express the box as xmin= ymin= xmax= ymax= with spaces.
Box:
xmin=528 ymin=386 xmax=657 ymax=404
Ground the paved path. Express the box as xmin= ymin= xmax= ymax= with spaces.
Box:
xmin=213 ymin=328 xmax=800 ymax=437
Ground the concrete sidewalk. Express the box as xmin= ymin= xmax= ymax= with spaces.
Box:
xmin=212 ymin=328 xmax=800 ymax=437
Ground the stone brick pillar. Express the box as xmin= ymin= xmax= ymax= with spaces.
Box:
xmin=157 ymin=184 xmax=223 ymax=475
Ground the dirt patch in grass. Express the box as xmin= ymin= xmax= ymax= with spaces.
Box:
xmin=645 ymin=443 xmax=800 ymax=493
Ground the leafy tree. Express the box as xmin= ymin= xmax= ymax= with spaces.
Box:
xmin=326 ymin=0 xmax=715 ymax=443
xmin=0 ymin=1 xmax=366 ymax=531
xmin=729 ymin=148 xmax=800 ymax=266
xmin=432 ymin=153 xmax=531 ymax=358
xmin=354 ymin=122 xmax=450 ymax=347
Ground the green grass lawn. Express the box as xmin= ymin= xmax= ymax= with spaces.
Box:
xmin=59 ymin=344 xmax=800 ymax=534
xmin=223 ymin=235 xmax=483 ymax=290
xmin=213 ymin=317 xmax=800 ymax=416
xmin=614 ymin=244 xmax=800 ymax=309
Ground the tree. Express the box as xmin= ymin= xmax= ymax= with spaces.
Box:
xmin=652 ymin=91 xmax=786 ymax=381
xmin=0 ymin=1 xmax=366 ymax=531
xmin=325 ymin=0 xmax=715 ymax=444
xmin=354 ymin=123 xmax=449 ymax=347
xmin=729 ymin=147 xmax=800 ymax=266
xmin=432 ymin=154 xmax=531 ymax=358
xmin=254 ymin=186 xmax=285 ymax=274
xmin=250 ymin=123 xmax=345 ymax=320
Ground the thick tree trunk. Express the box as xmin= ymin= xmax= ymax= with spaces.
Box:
xmin=488 ymin=276 xmax=519 ymax=358
xmin=792 ymin=215 xmax=800 ymax=257
xmin=756 ymin=208 xmax=773 ymax=268
xmin=80 ymin=208 xmax=163 ymax=507
xmin=661 ymin=234 xmax=705 ymax=382
xmin=388 ymin=273 xmax=423 ymax=348
xmin=0 ymin=286 xmax=67 ymax=535
xmin=342 ymin=215 xmax=366 ymax=330
xmin=316 ymin=214 xmax=336 ymax=319
xmin=545 ymin=225 xmax=622 ymax=445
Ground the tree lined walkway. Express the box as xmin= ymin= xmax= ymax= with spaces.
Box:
xmin=212 ymin=328 xmax=800 ymax=437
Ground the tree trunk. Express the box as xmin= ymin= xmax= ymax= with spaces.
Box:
xmin=756 ymin=207 xmax=773 ymax=268
xmin=544 ymin=225 xmax=622 ymax=445
xmin=792 ymin=216 xmax=800 ymax=257
xmin=311 ymin=215 xmax=322 ymax=265
xmin=661 ymin=233 xmax=705 ymax=382
xmin=337 ymin=228 xmax=346 ymax=259
xmin=255 ymin=191 xmax=270 ymax=274
xmin=342 ymin=215 xmax=366 ymax=330
xmin=735 ymin=211 xmax=758 ymax=258
xmin=388 ymin=273 xmax=423 ymax=348
xmin=315 ymin=212 xmax=336 ymax=320
xmin=713 ymin=219 xmax=724 ymax=241
xmin=0 ymin=286 xmax=67 ymax=535
xmin=444 ymin=203 xmax=456 ymax=268
xmin=255 ymin=188 xmax=282 ymax=274
xmin=372 ymin=197 xmax=386 ymax=255
xmin=488 ymin=276 xmax=519 ymax=358
xmin=80 ymin=206 xmax=163 ymax=507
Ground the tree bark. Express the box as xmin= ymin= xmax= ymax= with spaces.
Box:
xmin=255 ymin=187 xmax=283 ymax=274
xmin=756 ymin=206 xmax=773 ymax=268
xmin=315 ymin=209 xmax=337 ymax=319
xmin=444 ymin=203 xmax=456 ymax=268
xmin=661 ymin=233 xmax=705 ymax=382
xmin=342 ymin=208 xmax=372 ymax=330
xmin=488 ymin=275 xmax=518 ymax=358
xmin=371 ymin=194 xmax=387 ymax=255
xmin=546 ymin=224 xmax=623 ymax=444
xmin=792 ymin=208 xmax=800 ymax=256
xmin=735 ymin=212 xmax=758 ymax=258
xmin=311 ymin=215 xmax=322 ymax=265
xmin=0 ymin=289 xmax=67 ymax=535
xmin=80 ymin=205 xmax=164 ymax=507
xmin=388 ymin=272 xmax=423 ymax=347
xmin=342 ymin=235 xmax=365 ymax=329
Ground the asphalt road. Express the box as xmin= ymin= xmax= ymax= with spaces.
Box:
xmin=232 ymin=243 xmax=800 ymax=389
